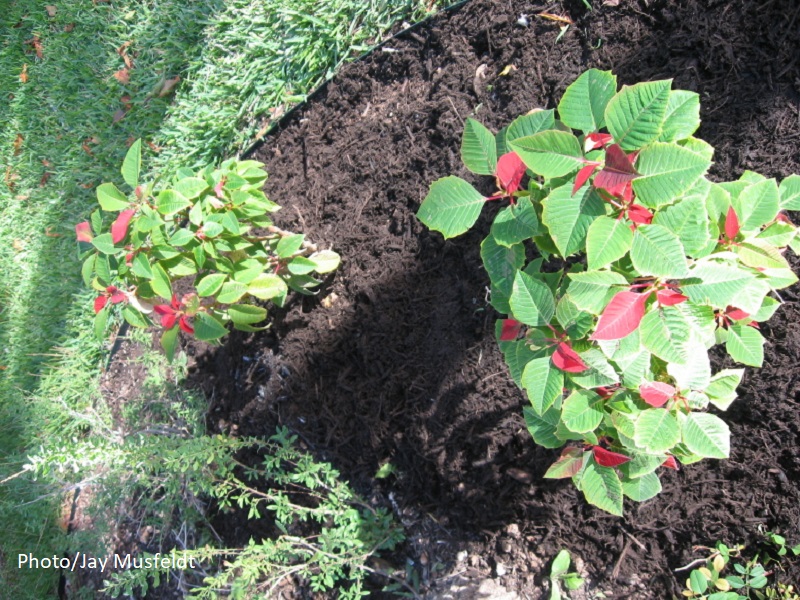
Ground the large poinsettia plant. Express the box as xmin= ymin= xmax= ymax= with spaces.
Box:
xmin=418 ymin=69 xmax=800 ymax=516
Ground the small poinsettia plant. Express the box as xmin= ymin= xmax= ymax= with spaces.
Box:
xmin=76 ymin=140 xmax=340 ymax=359
xmin=418 ymin=69 xmax=800 ymax=516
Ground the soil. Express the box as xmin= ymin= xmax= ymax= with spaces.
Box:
xmin=107 ymin=0 xmax=800 ymax=597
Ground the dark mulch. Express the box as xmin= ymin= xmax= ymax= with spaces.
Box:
xmin=175 ymin=0 xmax=800 ymax=596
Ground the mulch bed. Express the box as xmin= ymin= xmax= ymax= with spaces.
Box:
xmin=175 ymin=0 xmax=800 ymax=596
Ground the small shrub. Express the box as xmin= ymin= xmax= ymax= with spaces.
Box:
xmin=76 ymin=141 xmax=340 ymax=359
xmin=418 ymin=69 xmax=800 ymax=515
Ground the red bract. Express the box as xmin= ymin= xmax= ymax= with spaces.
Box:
xmin=572 ymin=162 xmax=600 ymax=196
xmin=75 ymin=221 xmax=93 ymax=243
xmin=94 ymin=286 xmax=126 ymax=313
xmin=153 ymin=295 xmax=194 ymax=334
xmin=592 ymin=446 xmax=631 ymax=467
xmin=499 ymin=318 xmax=522 ymax=341
xmin=584 ymin=132 xmax=613 ymax=152
xmin=495 ymin=152 xmax=527 ymax=194
xmin=552 ymin=341 xmax=588 ymax=373
xmin=593 ymin=144 xmax=639 ymax=197
xmin=656 ymin=288 xmax=688 ymax=306
xmin=725 ymin=206 xmax=740 ymax=241
xmin=591 ymin=290 xmax=649 ymax=341
xmin=662 ymin=455 xmax=679 ymax=470
xmin=111 ymin=209 xmax=136 ymax=244
xmin=639 ymin=381 xmax=676 ymax=407
xmin=627 ymin=203 xmax=654 ymax=225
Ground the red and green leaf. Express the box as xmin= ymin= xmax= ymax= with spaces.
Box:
xmin=592 ymin=446 xmax=631 ymax=468
xmin=111 ymin=209 xmax=136 ymax=244
xmin=638 ymin=381 xmax=676 ymax=407
xmin=591 ymin=290 xmax=649 ymax=341
xmin=552 ymin=342 xmax=588 ymax=373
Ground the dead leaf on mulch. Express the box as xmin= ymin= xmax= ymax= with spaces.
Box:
xmin=26 ymin=35 xmax=43 ymax=59
xmin=537 ymin=12 xmax=574 ymax=25
xmin=117 ymin=41 xmax=134 ymax=69
xmin=45 ymin=5 xmax=57 ymax=17
xmin=603 ymin=0 xmax=621 ymax=6
xmin=13 ymin=134 xmax=24 ymax=155
xmin=19 ymin=63 xmax=28 ymax=83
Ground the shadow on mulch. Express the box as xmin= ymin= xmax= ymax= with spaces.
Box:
xmin=176 ymin=0 xmax=800 ymax=596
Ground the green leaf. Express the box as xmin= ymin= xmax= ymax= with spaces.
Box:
xmin=621 ymin=471 xmax=662 ymax=501
xmin=734 ymin=239 xmax=790 ymax=270
xmin=640 ymin=307 xmax=690 ymax=364
xmin=652 ymin=195 xmax=710 ymax=257
xmin=151 ymin=263 xmax=173 ymax=299
xmin=227 ymin=304 xmax=267 ymax=325
xmin=568 ymin=348 xmax=620 ymax=388
xmin=81 ymin=254 xmax=97 ymax=287
xmin=523 ymin=405 xmax=563 ymax=448
xmin=161 ymin=326 xmax=179 ymax=362
xmin=732 ymin=178 xmax=779 ymax=233
xmin=169 ymin=228 xmax=196 ymax=247
xmin=681 ymin=263 xmax=755 ymax=309
xmin=557 ymin=68 xmax=617 ymax=132
xmin=173 ymin=177 xmax=208 ymax=200
xmin=632 ymin=142 xmax=711 ymax=208
xmin=500 ymin=339 xmax=542 ymax=387
xmin=679 ymin=137 xmax=715 ymax=161
xmin=121 ymin=139 xmax=142 ymax=188
xmin=94 ymin=306 xmax=109 ymax=339
xmin=634 ymin=409 xmax=680 ymax=453
xmin=97 ymin=182 xmax=130 ymax=211
xmin=618 ymin=451 xmax=665 ymax=480
xmin=604 ymin=79 xmax=671 ymax=151
xmin=309 ymin=250 xmax=340 ymax=273
xmin=510 ymin=271 xmax=556 ymax=326
xmin=417 ymin=176 xmax=486 ymax=239
xmin=544 ymin=450 xmax=584 ymax=479
xmin=461 ymin=118 xmax=497 ymax=175
xmin=556 ymin=297 xmax=594 ymax=340
xmin=276 ymin=234 xmax=304 ymax=258
xmin=667 ymin=334 xmax=711 ymax=389
xmin=193 ymin=312 xmax=228 ymax=341
xmin=481 ymin=235 xmax=525 ymax=313
xmin=586 ymin=216 xmax=633 ymax=270
xmin=161 ymin=254 xmax=197 ymax=277
xmin=248 ymin=274 xmax=288 ymax=300
xmin=779 ymin=174 xmax=800 ymax=210
xmin=689 ymin=570 xmax=709 ymax=594
xmin=91 ymin=233 xmax=116 ymax=255
xmin=726 ymin=325 xmax=764 ymax=367
xmin=682 ymin=413 xmax=730 ymax=459
xmin=521 ymin=357 xmax=564 ymax=415
xmin=217 ymin=281 xmax=248 ymax=304
xmin=490 ymin=197 xmax=539 ymax=247
xmin=497 ymin=110 xmax=556 ymax=154
xmin=756 ymin=221 xmax=796 ymax=247
xmin=511 ymin=130 xmax=585 ymax=178
xmin=706 ymin=369 xmax=743 ymax=411
xmin=122 ymin=306 xmax=150 ymax=328
xmin=542 ymin=183 xmax=605 ymax=257
xmin=630 ymin=224 xmax=690 ymax=278
xmin=287 ymin=256 xmax=318 ymax=275
xmin=657 ymin=90 xmax=700 ymax=142
xmin=157 ymin=189 xmax=191 ymax=215
xmin=566 ymin=270 xmax=628 ymax=315
xmin=551 ymin=550 xmax=572 ymax=576
xmin=561 ymin=390 xmax=604 ymax=434
xmin=197 ymin=273 xmax=227 ymax=297
xmin=576 ymin=458 xmax=624 ymax=516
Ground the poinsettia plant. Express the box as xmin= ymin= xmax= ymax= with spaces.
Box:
xmin=76 ymin=140 xmax=340 ymax=359
xmin=418 ymin=69 xmax=800 ymax=516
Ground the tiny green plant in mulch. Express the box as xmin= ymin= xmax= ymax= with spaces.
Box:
xmin=75 ymin=141 xmax=340 ymax=358
xmin=549 ymin=549 xmax=585 ymax=600
xmin=679 ymin=533 xmax=800 ymax=599
xmin=418 ymin=68 xmax=800 ymax=516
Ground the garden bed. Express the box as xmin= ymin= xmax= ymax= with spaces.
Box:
xmin=172 ymin=0 xmax=800 ymax=596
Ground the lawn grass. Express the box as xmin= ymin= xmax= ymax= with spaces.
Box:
xmin=0 ymin=0 xmax=456 ymax=596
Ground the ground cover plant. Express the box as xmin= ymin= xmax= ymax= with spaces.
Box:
xmin=77 ymin=141 xmax=339 ymax=358
xmin=418 ymin=68 xmax=800 ymax=515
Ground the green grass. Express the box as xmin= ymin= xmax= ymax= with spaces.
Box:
xmin=0 ymin=0 xmax=456 ymax=597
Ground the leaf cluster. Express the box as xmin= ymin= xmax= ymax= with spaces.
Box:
xmin=77 ymin=141 xmax=340 ymax=358
xmin=417 ymin=69 xmax=800 ymax=515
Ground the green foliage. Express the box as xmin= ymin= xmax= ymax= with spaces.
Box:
xmin=549 ymin=549 xmax=585 ymax=600
xmin=417 ymin=68 xmax=800 ymax=515
xmin=76 ymin=142 xmax=340 ymax=355
xmin=25 ymin=427 xmax=402 ymax=600
xmin=681 ymin=534 xmax=800 ymax=599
